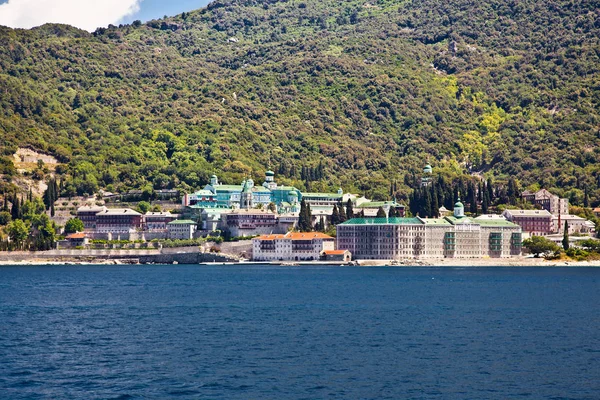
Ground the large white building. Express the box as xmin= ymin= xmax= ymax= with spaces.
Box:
xmin=252 ymin=232 xmax=335 ymax=261
xmin=337 ymin=200 xmax=522 ymax=260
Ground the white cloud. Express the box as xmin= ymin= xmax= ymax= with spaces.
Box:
xmin=0 ymin=0 xmax=143 ymax=32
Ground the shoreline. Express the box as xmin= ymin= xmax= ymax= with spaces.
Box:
xmin=1 ymin=257 xmax=600 ymax=267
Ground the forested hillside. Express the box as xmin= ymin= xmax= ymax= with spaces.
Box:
xmin=0 ymin=0 xmax=599 ymax=204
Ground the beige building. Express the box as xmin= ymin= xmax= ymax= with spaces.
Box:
xmin=167 ymin=220 xmax=197 ymax=240
xmin=521 ymin=189 xmax=569 ymax=216
xmin=252 ymin=232 xmax=335 ymax=261
xmin=336 ymin=201 xmax=522 ymax=260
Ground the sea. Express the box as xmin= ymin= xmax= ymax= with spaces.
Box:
xmin=0 ymin=265 xmax=599 ymax=399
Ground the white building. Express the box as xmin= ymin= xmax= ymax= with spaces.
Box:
xmin=252 ymin=232 xmax=335 ymax=261
xmin=144 ymin=211 xmax=177 ymax=230
xmin=552 ymin=215 xmax=596 ymax=234
xmin=167 ymin=220 xmax=197 ymax=240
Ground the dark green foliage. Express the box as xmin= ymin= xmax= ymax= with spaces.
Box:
xmin=523 ymin=236 xmax=560 ymax=258
xmin=345 ymin=199 xmax=353 ymax=220
xmin=376 ymin=207 xmax=386 ymax=218
xmin=298 ymin=199 xmax=312 ymax=231
xmin=562 ymin=221 xmax=570 ymax=251
xmin=0 ymin=0 xmax=599 ymax=202
xmin=331 ymin=204 xmax=340 ymax=225
xmin=64 ymin=218 xmax=84 ymax=234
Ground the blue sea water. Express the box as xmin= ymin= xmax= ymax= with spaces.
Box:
xmin=0 ymin=265 xmax=599 ymax=399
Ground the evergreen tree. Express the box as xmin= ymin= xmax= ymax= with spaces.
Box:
xmin=376 ymin=207 xmax=386 ymax=218
xmin=338 ymin=202 xmax=347 ymax=223
xmin=424 ymin=188 xmax=432 ymax=217
xmin=298 ymin=200 xmax=312 ymax=231
xmin=482 ymin=188 xmax=490 ymax=214
xmin=11 ymin=193 xmax=20 ymax=221
xmin=331 ymin=204 xmax=340 ymax=225
xmin=50 ymin=203 xmax=55 ymax=217
xmin=477 ymin=182 xmax=483 ymax=203
xmin=487 ymin=177 xmax=494 ymax=202
xmin=562 ymin=221 xmax=570 ymax=251
xmin=431 ymin=184 xmax=439 ymax=217
xmin=507 ymin=177 xmax=519 ymax=205
xmin=345 ymin=199 xmax=353 ymax=220
xmin=584 ymin=186 xmax=589 ymax=208
xmin=388 ymin=207 xmax=396 ymax=218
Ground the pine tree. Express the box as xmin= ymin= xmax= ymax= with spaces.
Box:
xmin=562 ymin=221 xmax=570 ymax=251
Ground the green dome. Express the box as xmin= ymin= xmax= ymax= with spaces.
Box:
xmin=454 ymin=198 xmax=464 ymax=208
xmin=288 ymin=190 xmax=298 ymax=196
xmin=211 ymin=174 xmax=217 ymax=179
xmin=423 ymin=164 xmax=432 ymax=173
xmin=266 ymin=170 xmax=275 ymax=176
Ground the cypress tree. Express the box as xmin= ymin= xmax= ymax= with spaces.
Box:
xmin=298 ymin=200 xmax=311 ymax=231
xmin=584 ymin=186 xmax=589 ymax=208
xmin=431 ymin=184 xmax=439 ymax=218
xmin=424 ymin=188 xmax=432 ymax=217
xmin=11 ymin=193 xmax=19 ymax=221
xmin=376 ymin=207 xmax=386 ymax=218
xmin=51 ymin=203 xmax=55 ymax=217
xmin=331 ymin=204 xmax=340 ymax=226
xmin=487 ymin=177 xmax=494 ymax=201
xmin=482 ymin=189 xmax=489 ymax=214
xmin=338 ymin=202 xmax=347 ymax=223
xmin=562 ymin=221 xmax=570 ymax=251
xmin=346 ymin=199 xmax=353 ymax=220
xmin=389 ymin=207 xmax=396 ymax=218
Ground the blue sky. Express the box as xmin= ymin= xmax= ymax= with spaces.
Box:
xmin=123 ymin=0 xmax=210 ymax=23
xmin=0 ymin=0 xmax=212 ymax=31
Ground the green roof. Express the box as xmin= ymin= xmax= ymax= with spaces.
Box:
xmin=422 ymin=218 xmax=452 ymax=225
xmin=355 ymin=201 xmax=403 ymax=208
xmin=341 ymin=217 xmax=424 ymax=225
xmin=214 ymin=185 xmax=242 ymax=191
xmin=168 ymin=219 xmax=197 ymax=225
xmin=445 ymin=216 xmax=518 ymax=227
xmin=266 ymin=170 xmax=275 ymax=176
xmin=273 ymin=186 xmax=297 ymax=191
xmin=302 ymin=192 xmax=343 ymax=198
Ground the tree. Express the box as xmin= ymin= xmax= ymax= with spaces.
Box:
xmin=8 ymin=219 xmax=28 ymax=250
xmin=346 ymin=199 xmax=354 ymax=220
xmin=138 ymin=201 xmax=151 ymax=214
xmin=0 ymin=211 xmax=11 ymax=225
xmin=523 ymin=236 xmax=560 ymax=258
xmin=376 ymin=207 xmax=387 ymax=218
xmin=562 ymin=221 xmax=570 ymax=250
xmin=331 ymin=204 xmax=340 ymax=225
xmin=298 ymin=199 xmax=312 ymax=231
xmin=64 ymin=218 xmax=85 ymax=234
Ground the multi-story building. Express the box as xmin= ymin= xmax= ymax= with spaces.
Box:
xmin=502 ymin=209 xmax=553 ymax=236
xmin=337 ymin=200 xmax=522 ymax=260
xmin=76 ymin=205 xmax=107 ymax=230
xmin=521 ymin=189 xmax=569 ymax=216
xmin=95 ymin=208 xmax=143 ymax=234
xmin=552 ymin=215 xmax=596 ymax=234
xmin=252 ymin=232 xmax=335 ymax=261
xmin=167 ymin=220 xmax=197 ymax=240
xmin=223 ymin=209 xmax=297 ymax=237
xmin=144 ymin=211 xmax=177 ymax=230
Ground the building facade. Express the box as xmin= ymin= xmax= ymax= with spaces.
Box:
xmin=337 ymin=202 xmax=522 ymax=260
xmin=521 ymin=189 xmax=569 ymax=216
xmin=77 ymin=205 xmax=108 ymax=230
xmin=167 ymin=220 xmax=197 ymax=240
xmin=252 ymin=232 xmax=335 ymax=261
xmin=502 ymin=209 xmax=553 ymax=236
xmin=95 ymin=208 xmax=143 ymax=234
xmin=144 ymin=211 xmax=177 ymax=230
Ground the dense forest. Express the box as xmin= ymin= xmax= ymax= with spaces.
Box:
xmin=0 ymin=0 xmax=599 ymax=204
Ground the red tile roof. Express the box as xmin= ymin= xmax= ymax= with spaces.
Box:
xmin=322 ymin=250 xmax=348 ymax=255
xmin=66 ymin=232 xmax=86 ymax=239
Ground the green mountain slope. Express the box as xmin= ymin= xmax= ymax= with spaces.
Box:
xmin=0 ymin=0 xmax=599 ymax=203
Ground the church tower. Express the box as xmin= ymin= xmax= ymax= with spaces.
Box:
xmin=454 ymin=198 xmax=465 ymax=218
xmin=240 ymin=179 xmax=254 ymax=209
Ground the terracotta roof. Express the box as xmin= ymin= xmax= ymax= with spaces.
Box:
xmin=66 ymin=232 xmax=86 ymax=239
xmin=284 ymin=232 xmax=333 ymax=240
xmin=255 ymin=232 xmax=333 ymax=241
xmin=255 ymin=234 xmax=286 ymax=241
xmin=322 ymin=250 xmax=348 ymax=255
